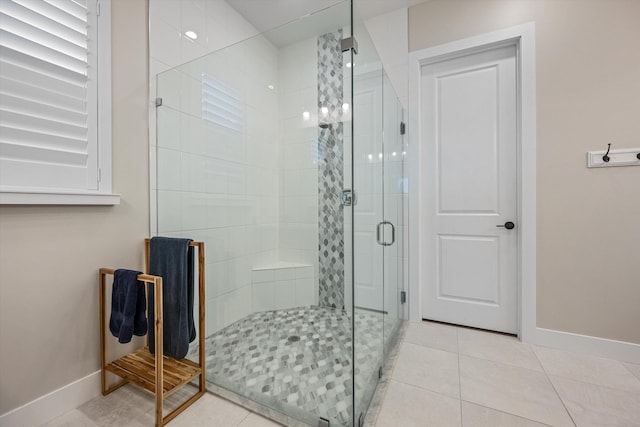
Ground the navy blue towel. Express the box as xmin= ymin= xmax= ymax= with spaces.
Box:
xmin=148 ymin=237 xmax=196 ymax=359
xmin=109 ymin=269 xmax=147 ymax=343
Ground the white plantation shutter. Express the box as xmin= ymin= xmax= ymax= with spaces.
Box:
xmin=0 ymin=0 xmax=113 ymax=201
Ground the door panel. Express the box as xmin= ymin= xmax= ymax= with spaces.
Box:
xmin=438 ymin=235 xmax=499 ymax=304
xmin=421 ymin=44 xmax=517 ymax=334
xmin=438 ymin=66 xmax=499 ymax=213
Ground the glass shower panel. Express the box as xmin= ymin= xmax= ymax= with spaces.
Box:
xmin=382 ymin=72 xmax=406 ymax=352
xmin=351 ymin=9 xmax=385 ymax=424
xmin=156 ymin=2 xmax=355 ymax=426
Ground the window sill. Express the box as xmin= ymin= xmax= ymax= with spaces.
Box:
xmin=0 ymin=191 xmax=121 ymax=206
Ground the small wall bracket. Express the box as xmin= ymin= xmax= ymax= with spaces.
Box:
xmin=155 ymin=97 xmax=163 ymax=107
xmin=341 ymin=36 xmax=358 ymax=54
xmin=341 ymin=189 xmax=355 ymax=206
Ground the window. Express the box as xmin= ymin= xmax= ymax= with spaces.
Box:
xmin=0 ymin=0 xmax=117 ymax=204
xmin=201 ymin=73 xmax=244 ymax=133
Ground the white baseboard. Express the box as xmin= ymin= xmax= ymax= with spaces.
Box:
xmin=0 ymin=371 xmax=101 ymax=427
xmin=534 ymin=327 xmax=640 ymax=364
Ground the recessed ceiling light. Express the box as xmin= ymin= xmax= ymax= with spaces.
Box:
xmin=267 ymin=84 xmax=274 ymax=90
xmin=185 ymin=31 xmax=198 ymax=40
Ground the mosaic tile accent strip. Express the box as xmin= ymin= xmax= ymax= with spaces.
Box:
xmin=317 ymin=30 xmax=345 ymax=309
xmin=188 ymin=306 xmax=389 ymax=427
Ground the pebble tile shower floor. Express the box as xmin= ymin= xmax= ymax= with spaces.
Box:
xmin=187 ymin=306 xmax=391 ymax=426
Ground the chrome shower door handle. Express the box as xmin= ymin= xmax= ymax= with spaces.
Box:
xmin=376 ymin=221 xmax=396 ymax=246
xmin=376 ymin=222 xmax=384 ymax=246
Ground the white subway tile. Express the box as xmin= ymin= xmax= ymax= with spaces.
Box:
xmin=181 ymin=192 xmax=208 ymax=230
xmin=150 ymin=0 xmax=181 ymax=30
xmin=156 ymin=69 xmax=181 ymax=110
xmin=226 ymin=196 xmax=250 ymax=227
xmin=181 ymin=153 xmax=207 ymax=193
xmin=227 ymin=163 xmax=248 ymax=195
xmin=275 ymin=268 xmax=295 ymax=281
xmin=157 ymin=190 xmax=182 ymax=233
xmin=296 ymin=267 xmax=313 ymax=279
xmin=207 ymin=260 xmax=231 ymax=297
xmin=157 ymin=148 xmax=181 ymax=191
xmin=252 ymin=269 xmax=274 ymax=283
xmin=180 ymin=73 xmax=202 ymax=119
xmin=180 ymin=113 xmax=205 ymax=155
xmin=207 ymin=228 xmax=229 ymax=263
xmin=227 ymin=226 xmax=249 ymax=259
xmin=204 ymin=157 xmax=228 ymax=194
xmin=207 ymin=194 xmax=229 ymax=229
xmin=252 ymin=282 xmax=275 ymax=312
xmin=157 ymin=107 xmax=181 ymax=150
xmin=295 ymin=277 xmax=316 ymax=307
xmin=150 ymin=19 xmax=182 ymax=69
xmin=206 ymin=296 xmax=225 ymax=334
xmin=180 ymin=0 xmax=206 ymax=43
xmin=227 ymin=256 xmax=251 ymax=289
xmin=274 ymin=280 xmax=296 ymax=309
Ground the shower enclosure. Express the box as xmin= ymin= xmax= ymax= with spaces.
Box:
xmin=154 ymin=2 xmax=406 ymax=425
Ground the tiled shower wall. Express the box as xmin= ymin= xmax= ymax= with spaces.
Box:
xmin=278 ymin=38 xmax=320 ymax=288
xmin=317 ymin=30 xmax=345 ymax=309
xmin=149 ymin=0 xmax=407 ymax=334
xmin=151 ymin=1 xmax=280 ymax=335
xmin=150 ymin=1 xmax=323 ymax=336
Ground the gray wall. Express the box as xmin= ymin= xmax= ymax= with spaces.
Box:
xmin=0 ymin=0 xmax=150 ymax=414
xmin=409 ymin=0 xmax=640 ymax=344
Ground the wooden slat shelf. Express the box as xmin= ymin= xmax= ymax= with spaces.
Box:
xmin=105 ymin=348 xmax=202 ymax=398
xmin=100 ymin=239 xmax=206 ymax=427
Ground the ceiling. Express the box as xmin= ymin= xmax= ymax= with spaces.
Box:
xmin=225 ymin=0 xmax=429 ymax=38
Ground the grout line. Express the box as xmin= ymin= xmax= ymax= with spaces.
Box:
xmin=402 ymin=339 xmax=459 ymax=356
xmin=456 ymin=326 xmax=463 ymax=426
xmin=621 ymin=362 xmax=640 ymax=383
xmin=236 ymin=410 xmax=252 ymax=426
xmin=531 ymin=345 xmax=578 ymax=427
xmin=460 ymin=400 xmax=555 ymax=427
xmin=533 ymin=347 xmax=640 ymax=394
xmin=458 ymin=352 xmax=548 ymax=374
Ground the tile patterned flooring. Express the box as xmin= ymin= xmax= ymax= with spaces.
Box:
xmin=185 ymin=306 xmax=389 ymax=426
xmin=42 ymin=321 xmax=640 ymax=426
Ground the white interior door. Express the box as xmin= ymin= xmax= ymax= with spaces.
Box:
xmin=420 ymin=45 xmax=518 ymax=334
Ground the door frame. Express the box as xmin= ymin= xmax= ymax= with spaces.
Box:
xmin=408 ymin=23 xmax=537 ymax=341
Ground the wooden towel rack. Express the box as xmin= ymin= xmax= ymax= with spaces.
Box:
xmin=99 ymin=239 xmax=206 ymax=426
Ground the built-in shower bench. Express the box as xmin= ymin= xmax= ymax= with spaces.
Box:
xmin=251 ymin=262 xmax=316 ymax=312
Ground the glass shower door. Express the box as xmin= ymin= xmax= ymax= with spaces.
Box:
xmin=351 ymin=5 xmax=406 ymax=424
xmin=382 ymin=72 xmax=405 ymax=351
xmin=350 ymin=10 xmax=385 ymax=424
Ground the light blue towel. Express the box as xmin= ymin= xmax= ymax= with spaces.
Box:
xmin=148 ymin=237 xmax=195 ymax=359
